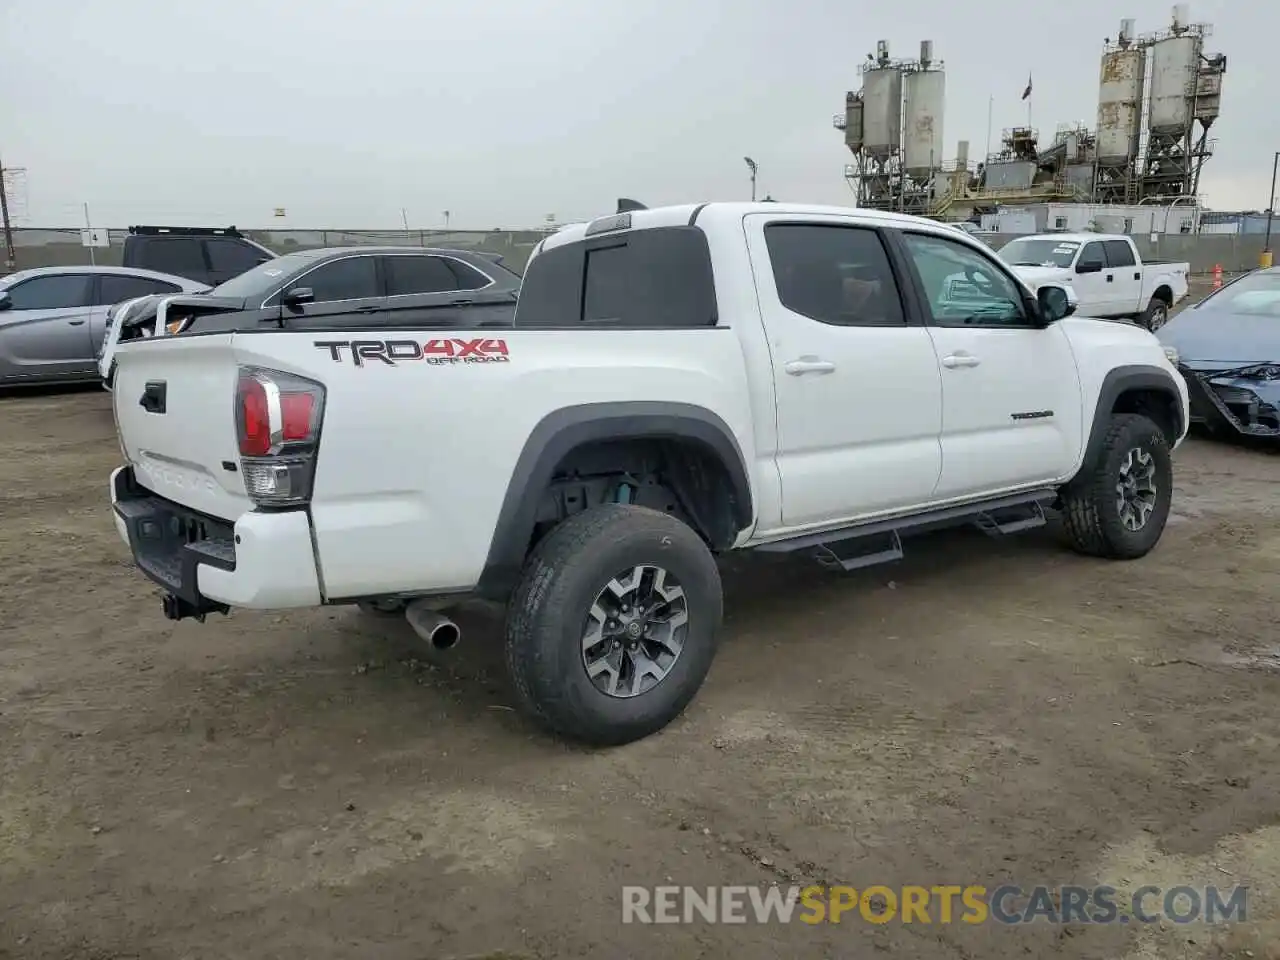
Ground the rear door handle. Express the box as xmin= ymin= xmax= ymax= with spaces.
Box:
xmin=941 ymin=354 xmax=981 ymax=369
xmin=1134 ymin=272 xmax=1141 ymax=280
xmin=68 ymin=319 xmax=87 ymax=326
xmin=784 ymin=357 xmax=836 ymax=376
xmin=355 ymin=303 xmax=380 ymax=314
xmin=1106 ymin=274 xmax=1114 ymax=282
xmin=450 ymin=297 xmax=475 ymax=306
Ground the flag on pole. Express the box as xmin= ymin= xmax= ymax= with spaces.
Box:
xmin=1021 ymin=73 xmax=1033 ymax=101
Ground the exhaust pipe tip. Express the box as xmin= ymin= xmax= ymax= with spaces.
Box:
xmin=405 ymin=600 xmax=461 ymax=652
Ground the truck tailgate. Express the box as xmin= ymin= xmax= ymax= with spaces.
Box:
xmin=112 ymin=335 xmax=250 ymax=520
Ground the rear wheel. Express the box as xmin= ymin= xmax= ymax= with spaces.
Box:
xmin=1060 ymin=413 xmax=1173 ymax=559
xmin=1140 ymin=296 xmax=1170 ymax=332
xmin=505 ymin=504 xmax=722 ymax=746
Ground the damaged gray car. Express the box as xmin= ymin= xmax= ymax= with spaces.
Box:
xmin=1158 ymin=267 xmax=1280 ymax=439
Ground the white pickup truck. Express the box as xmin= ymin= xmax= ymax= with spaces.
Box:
xmin=107 ymin=202 xmax=1189 ymax=746
xmin=997 ymin=233 xmax=1189 ymax=331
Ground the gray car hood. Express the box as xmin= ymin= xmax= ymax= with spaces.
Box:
xmin=1157 ymin=309 xmax=1280 ymax=368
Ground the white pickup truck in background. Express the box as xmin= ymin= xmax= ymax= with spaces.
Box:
xmin=997 ymin=233 xmax=1189 ymax=332
xmin=106 ymin=202 xmax=1189 ymax=746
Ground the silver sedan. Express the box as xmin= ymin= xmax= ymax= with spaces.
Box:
xmin=0 ymin=266 xmax=208 ymax=386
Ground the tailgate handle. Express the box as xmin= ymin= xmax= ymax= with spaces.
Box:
xmin=140 ymin=381 xmax=167 ymax=414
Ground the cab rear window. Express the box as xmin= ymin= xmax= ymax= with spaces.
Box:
xmin=514 ymin=226 xmax=717 ymax=328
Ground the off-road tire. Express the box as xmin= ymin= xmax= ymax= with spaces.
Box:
xmin=1060 ymin=413 xmax=1173 ymax=559
xmin=505 ymin=504 xmax=723 ymax=746
xmin=1140 ymin=296 xmax=1170 ymax=332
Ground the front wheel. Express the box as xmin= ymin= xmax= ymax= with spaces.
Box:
xmin=1060 ymin=413 xmax=1173 ymax=559
xmin=505 ymin=504 xmax=723 ymax=746
xmin=1140 ymin=297 xmax=1170 ymax=332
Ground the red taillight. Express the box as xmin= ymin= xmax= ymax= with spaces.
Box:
xmin=238 ymin=376 xmax=271 ymax=456
xmin=234 ymin=367 xmax=326 ymax=506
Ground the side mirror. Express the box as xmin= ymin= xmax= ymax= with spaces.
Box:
xmin=0 ymin=291 xmax=10 ymax=311
xmin=1037 ymin=284 xmax=1076 ymax=323
xmin=282 ymin=286 xmax=314 ymax=307
xmin=1076 ymin=261 xmax=1103 ymax=275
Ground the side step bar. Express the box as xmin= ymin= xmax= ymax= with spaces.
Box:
xmin=753 ymin=488 xmax=1057 ymax=572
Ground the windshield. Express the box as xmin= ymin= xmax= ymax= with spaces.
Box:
xmin=207 ymin=250 xmax=328 ymax=299
xmin=1198 ymin=270 xmax=1280 ymax=317
xmin=998 ymin=238 xmax=1081 ymax=268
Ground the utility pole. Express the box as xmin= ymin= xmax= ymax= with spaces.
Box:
xmin=1263 ymin=151 xmax=1278 ymax=269
xmin=0 ymin=157 xmax=15 ymax=272
xmin=83 ymin=202 xmax=96 ymax=266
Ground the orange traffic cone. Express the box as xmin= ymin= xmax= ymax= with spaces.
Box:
xmin=1213 ymin=263 xmax=1223 ymax=289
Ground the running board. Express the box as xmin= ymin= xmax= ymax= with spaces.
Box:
xmin=754 ymin=488 xmax=1058 ymax=572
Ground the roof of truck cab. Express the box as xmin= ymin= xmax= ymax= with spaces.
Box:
xmin=1011 ymin=233 xmax=1129 ymax=244
xmin=537 ymin=202 xmax=986 ymax=253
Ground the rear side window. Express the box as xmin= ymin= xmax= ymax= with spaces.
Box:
xmin=206 ymin=238 xmax=269 ymax=275
xmin=301 ymin=256 xmax=380 ymax=303
xmin=515 ymin=226 xmax=716 ymax=328
xmin=764 ymin=223 xmax=905 ymax=326
xmin=6 ymin=274 xmax=93 ymax=310
xmin=385 ymin=255 xmax=461 ymax=295
xmin=447 ymin=259 xmax=493 ymax=291
xmin=1103 ymin=240 xmax=1136 ymax=268
xmin=140 ymin=238 xmax=206 ymax=277
xmin=97 ymin=275 xmax=181 ymax=305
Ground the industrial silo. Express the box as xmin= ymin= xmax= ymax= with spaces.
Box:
xmin=1095 ymin=21 xmax=1146 ymax=165
xmin=1148 ymin=32 xmax=1199 ymax=134
xmin=902 ymin=41 xmax=945 ymax=178
xmin=861 ymin=42 xmax=903 ymax=161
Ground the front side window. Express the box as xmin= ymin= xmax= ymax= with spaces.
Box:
xmin=1077 ymin=242 xmax=1106 ymax=271
xmin=6 ymin=274 xmax=93 ymax=310
xmin=206 ymin=238 xmax=269 ymax=275
xmin=300 ymin=257 xmax=380 ymax=303
xmin=901 ymin=232 xmax=1028 ymax=327
xmin=764 ymin=223 xmax=905 ymax=326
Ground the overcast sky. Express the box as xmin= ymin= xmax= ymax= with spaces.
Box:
xmin=0 ymin=0 xmax=1269 ymax=229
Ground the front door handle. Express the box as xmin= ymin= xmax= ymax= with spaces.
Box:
xmin=784 ymin=357 xmax=836 ymax=376
xmin=941 ymin=354 xmax=981 ymax=369
xmin=1106 ymin=274 xmax=1114 ymax=283
xmin=355 ymin=304 xmax=380 ymax=314
xmin=68 ymin=319 xmax=87 ymax=326
xmin=450 ymin=298 xmax=475 ymax=306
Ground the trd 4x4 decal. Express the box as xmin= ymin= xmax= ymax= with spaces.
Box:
xmin=314 ymin=338 xmax=510 ymax=367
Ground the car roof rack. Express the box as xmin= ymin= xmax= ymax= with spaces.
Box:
xmin=127 ymin=225 xmax=246 ymax=238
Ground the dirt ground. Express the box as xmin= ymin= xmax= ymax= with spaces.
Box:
xmin=4 ymin=305 xmax=1280 ymax=958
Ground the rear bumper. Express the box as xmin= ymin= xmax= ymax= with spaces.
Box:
xmin=110 ymin=465 xmax=323 ymax=611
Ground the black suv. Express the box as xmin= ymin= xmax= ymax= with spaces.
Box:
xmin=114 ymin=246 xmax=522 ymax=342
xmin=122 ymin=226 xmax=276 ymax=287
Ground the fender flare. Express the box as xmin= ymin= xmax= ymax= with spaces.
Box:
xmin=476 ymin=401 xmax=753 ymax=599
xmin=1081 ymin=364 xmax=1185 ymax=472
